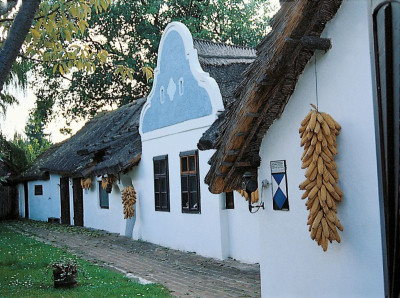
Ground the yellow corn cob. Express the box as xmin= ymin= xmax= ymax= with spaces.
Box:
xmin=299 ymin=106 xmax=343 ymax=251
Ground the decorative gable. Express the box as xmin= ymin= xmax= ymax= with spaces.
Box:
xmin=140 ymin=22 xmax=223 ymax=138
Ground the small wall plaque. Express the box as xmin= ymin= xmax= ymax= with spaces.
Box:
xmin=270 ymin=160 xmax=289 ymax=210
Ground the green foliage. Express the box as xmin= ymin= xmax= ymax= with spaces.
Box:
xmin=0 ymin=152 xmax=9 ymax=184
xmin=0 ymin=133 xmax=28 ymax=176
xmin=0 ymin=132 xmax=51 ymax=177
xmin=0 ymin=0 xmax=112 ymax=113
xmin=22 ymin=0 xmax=112 ymax=75
xmin=0 ymin=222 xmax=171 ymax=297
xmin=11 ymin=133 xmax=52 ymax=167
xmin=32 ymin=0 xmax=272 ymax=124
xmin=0 ymin=58 xmax=32 ymax=115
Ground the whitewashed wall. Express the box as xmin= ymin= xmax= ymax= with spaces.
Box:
xmin=223 ymin=192 xmax=262 ymax=263
xmin=137 ymin=128 xmax=227 ymax=259
xmin=82 ymin=172 xmax=139 ymax=236
xmin=135 ymin=21 xmax=262 ymax=262
xmin=257 ymin=1 xmax=384 ymax=297
xmin=25 ymin=174 xmax=62 ymax=221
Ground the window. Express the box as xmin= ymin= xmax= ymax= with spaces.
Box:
xmin=153 ymin=155 xmax=170 ymax=211
xmin=180 ymin=150 xmax=200 ymax=213
xmin=34 ymin=185 xmax=43 ymax=195
xmin=99 ymin=182 xmax=109 ymax=209
xmin=225 ymin=192 xmax=234 ymax=209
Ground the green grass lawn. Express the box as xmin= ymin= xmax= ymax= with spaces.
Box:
xmin=0 ymin=223 xmax=171 ymax=297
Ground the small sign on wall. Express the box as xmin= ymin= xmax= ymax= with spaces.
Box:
xmin=270 ymin=160 xmax=289 ymax=210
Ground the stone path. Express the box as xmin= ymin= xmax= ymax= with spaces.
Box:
xmin=7 ymin=220 xmax=260 ymax=297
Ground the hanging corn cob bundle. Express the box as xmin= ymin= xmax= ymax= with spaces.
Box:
xmin=299 ymin=105 xmax=343 ymax=251
xmin=121 ymin=186 xmax=136 ymax=219
xmin=80 ymin=177 xmax=92 ymax=190
xmin=101 ymin=175 xmax=116 ymax=190
xmin=237 ymin=189 xmax=259 ymax=204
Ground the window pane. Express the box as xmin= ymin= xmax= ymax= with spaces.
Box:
xmin=154 ymin=160 xmax=160 ymax=175
xmin=160 ymin=159 xmax=165 ymax=174
xmin=181 ymin=157 xmax=188 ymax=172
xmin=189 ymin=155 xmax=196 ymax=172
xmin=34 ymin=185 xmax=43 ymax=195
xmin=225 ymin=192 xmax=234 ymax=209
xmin=154 ymin=178 xmax=159 ymax=192
xmin=189 ymin=175 xmax=197 ymax=192
xmin=182 ymin=192 xmax=189 ymax=209
xmin=160 ymin=177 xmax=166 ymax=192
xmin=154 ymin=155 xmax=169 ymax=212
xmin=190 ymin=192 xmax=198 ymax=210
xmin=181 ymin=176 xmax=188 ymax=192
xmin=161 ymin=193 xmax=167 ymax=208
xmin=99 ymin=182 xmax=109 ymax=208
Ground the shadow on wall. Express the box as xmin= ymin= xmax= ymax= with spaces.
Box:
xmin=125 ymin=214 xmax=135 ymax=238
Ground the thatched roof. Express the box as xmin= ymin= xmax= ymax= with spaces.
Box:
xmin=20 ymin=37 xmax=255 ymax=181
xmin=20 ymin=99 xmax=145 ymax=180
xmin=194 ymin=39 xmax=256 ymax=106
xmin=194 ymin=39 xmax=256 ymax=66
xmin=194 ymin=39 xmax=256 ymax=149
xmin=198 ymin=0 xmax=343 ymax=193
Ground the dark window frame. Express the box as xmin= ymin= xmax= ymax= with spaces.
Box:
xmin=372 ymin=2 xmax=400 ymax=296
xmin=180 ymin=150 xmax=201 ymax=214
xmin=225 ymin=192 xmax=234 ymax=209
xmin=98 ymin=181 xmax=109 ymax=209
xmin=153 ymin=155 xmax=170 ymax=212
xmin=34 ymin=185 xmax=43 ymax=196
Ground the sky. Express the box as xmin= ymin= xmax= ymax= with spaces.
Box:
xmin=0 ymin=85 xmax=85 ymax=143
xmin=0 ymin=0 xmax=281 ymax=144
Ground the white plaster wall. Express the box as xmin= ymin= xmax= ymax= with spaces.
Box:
xmin=27 ymin=174 xmax=61 ymax=221
xmin=138 ymin=127 xmax=226 ymax=259
xmin=82 ymin=175 xmax=138 ymax=236
xmin=223 ymin=192 xmax=262 ymax=263
xmin=258 ymin=1 xmax=384 ymax=297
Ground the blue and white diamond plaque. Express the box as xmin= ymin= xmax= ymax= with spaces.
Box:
xmin=270 ymin=160 xmax=289 ymax=210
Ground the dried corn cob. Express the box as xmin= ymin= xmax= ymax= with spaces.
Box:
xmin=237 ymin=189 xmax=259 ymax=203
xmin=81 ymin=177 xmax=92 ymax=190
xmin=101 ymin=175 xmax=116 ymax=190
xmin=299 ymin=106 xmax=343 ymax=251
xmin=121 ymin=186 xmax=137 ymax=219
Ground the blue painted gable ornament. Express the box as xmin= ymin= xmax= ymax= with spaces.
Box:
xmin=139 ymin=22 xmax=223 ymax=138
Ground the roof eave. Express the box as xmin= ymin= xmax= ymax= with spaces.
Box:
xmin=205 ymin=0 xmax=343 ymax=194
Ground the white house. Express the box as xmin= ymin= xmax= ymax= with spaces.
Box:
xmin=198 ymin=0 xmax=399 ymax=297
xmin=16 ymin=0 xmax=400 ymax=295
xmin=17 ymin=22 xmax=262 ymax=263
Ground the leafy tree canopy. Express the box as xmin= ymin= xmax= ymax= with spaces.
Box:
xmin=28 ymin=0 xmax=273 ymax=132
xmin=0 ymin=132 xmax=50 ymax=176
xmin=0 ymin=0 xmax=112 ymax=113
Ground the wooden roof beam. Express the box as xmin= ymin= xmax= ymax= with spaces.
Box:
xmin=285 ymin=36 xmax=331 ymax=51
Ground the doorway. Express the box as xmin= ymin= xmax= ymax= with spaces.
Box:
xmin=60 ymin=177 xmax=71 ymax=225
xmin=72 ymin=178 xmax=84 ymax=226
xmin=23 ymin=182 xmax=29 ymax=218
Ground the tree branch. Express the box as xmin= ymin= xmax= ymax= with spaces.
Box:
xmin=0 ymin=0 xmax=41 ymax=92
xmin=0 ymin=0 xmax=73 ymax=23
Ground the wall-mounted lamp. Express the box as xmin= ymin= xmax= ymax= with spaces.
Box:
xmin=242 ymin=172 xmax=265 ymax=213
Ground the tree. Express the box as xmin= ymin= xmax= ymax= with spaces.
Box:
xmin=0 ymin=0 xmax=112 ymax=113
xmin=0 ymin=0 xmax=41 ymax=93
xmin=29 ymin=0 xmax=273 ymax=128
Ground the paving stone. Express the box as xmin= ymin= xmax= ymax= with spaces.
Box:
xmin=7 ymin=221 xmax=260 ymax=297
